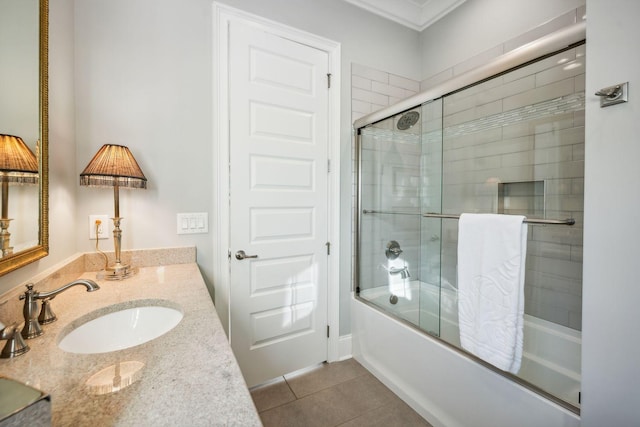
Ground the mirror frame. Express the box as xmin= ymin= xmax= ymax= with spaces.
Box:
xmin=0 ymin=0 xmax=49 ymax=276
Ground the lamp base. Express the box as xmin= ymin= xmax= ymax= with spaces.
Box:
xmin=97 ymin=262 xmax=138 ymax=281
xmin=0 ymin=217 xmax=13 ymax=258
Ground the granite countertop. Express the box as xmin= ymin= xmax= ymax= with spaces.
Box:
xmin=0 ymin=263 xmax=261 ymax=426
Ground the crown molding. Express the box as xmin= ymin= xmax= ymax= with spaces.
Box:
xmin=343 ymin=0 xmax=467 ymax=31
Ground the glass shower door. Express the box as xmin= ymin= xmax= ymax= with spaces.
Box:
xmin=418 ymin=99 xmax=443 ymax=336
xmin=357 ymin=109 xmax=425 ymax=327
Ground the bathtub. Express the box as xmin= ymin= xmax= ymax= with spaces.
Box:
xmin=353 ymin=281 xmax=581 ymax=427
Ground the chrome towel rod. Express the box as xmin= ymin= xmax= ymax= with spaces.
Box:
xmin=362 ymin=210 xmax=575 ymax=226
xmin=362 ymin=209 xmax=420 ymax=216
xmin=422 ymin=213 xmax=575 ymax=225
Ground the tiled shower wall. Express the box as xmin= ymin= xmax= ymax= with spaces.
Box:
xmin=351 ymin=65 xmax=420 ymax=289
xmin=435 ymin=45 xmax=585 ymax=330
xmin=351 ymin=64 xmax=420 ymax=123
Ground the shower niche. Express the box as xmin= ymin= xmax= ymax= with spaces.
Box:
xmin=355 ymin=41 xmax=585 ymax=410
xmin=497 ymin=180 xmax=545 ymax=217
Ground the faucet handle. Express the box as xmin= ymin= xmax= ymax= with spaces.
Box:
xmin=38 ymin=298 xmax=57 ymax=324
xmin=0 ymin=322 xmax=30 ymax=358
xmin=19 ymin=283 xmax=44 ymax=340
xmin=385 ymin=240 xmax=403 ymax=260
xmin=19 ymin=283 xmax=36 ymax=301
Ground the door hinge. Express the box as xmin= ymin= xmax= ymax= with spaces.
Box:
xmin=327 ymin=325 xmax=330 ymax=338
xmin=326 ymin=241 xmax=331 ymax=255
xmin=327 ymin=73 xmax=332 ymax=89
xmin=327 ymin=159 xmax=331 ymax=173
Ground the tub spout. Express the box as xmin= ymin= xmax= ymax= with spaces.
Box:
xmin=389 ymin=266 xmax=411 ymax=279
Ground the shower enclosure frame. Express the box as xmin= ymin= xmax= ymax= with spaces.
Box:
xmin=353 ymin=21 xmax=586 ymax=414
xmin=354 ymin=20 xmax=585 ymax=291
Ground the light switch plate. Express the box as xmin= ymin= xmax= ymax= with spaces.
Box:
xmin=177 ymin=213 xmax=208 ymax=234
xmin=89 ymin=215 xmax=109 ymax=240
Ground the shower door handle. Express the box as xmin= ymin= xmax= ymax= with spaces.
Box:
xmin=235 ymin=250 xmax=258 ymax=260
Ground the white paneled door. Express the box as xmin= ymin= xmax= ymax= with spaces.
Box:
xmin=228 ymin=19 xmax=330 ymax=387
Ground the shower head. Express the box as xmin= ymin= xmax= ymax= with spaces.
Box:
xmin=397 ymin=111 xmax=420 ymax=130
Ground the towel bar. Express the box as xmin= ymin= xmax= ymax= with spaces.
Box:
xmin=422 ymin=213 xmax=575 ymax=225
xmin=361 ymin=210 xmax=575 ymax=226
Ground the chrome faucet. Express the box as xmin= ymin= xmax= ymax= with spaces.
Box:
xmin=20 ymin=280 xmax=100 ymax=339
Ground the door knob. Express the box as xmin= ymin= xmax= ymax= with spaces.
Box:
xmin=235 ymin=250 xmax=258 ymax=260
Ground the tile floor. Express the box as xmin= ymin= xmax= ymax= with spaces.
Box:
xmin=250 ymin=359 xmax=433 ymax=427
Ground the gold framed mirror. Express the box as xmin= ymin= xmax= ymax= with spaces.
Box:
xmin=0 ymin=0 xmax=48 ymax=276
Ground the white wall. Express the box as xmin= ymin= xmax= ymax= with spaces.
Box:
xmin=582 ymin=0 xmax=640 ymax=425
xmin=74 ymin=0 xmax=216 ymax=301
xmin=0 ymin=0 xmax=78 ymax=296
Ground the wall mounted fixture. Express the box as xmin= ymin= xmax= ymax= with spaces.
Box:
xmin=80 ymin=144 xmax=147 ymax=280
xmin=385 ymin=240 xmax=403 ymax=260
xmin=595 ymin=82 xmax=628 ymax=107
xmin=0 ymin=135 xmax=39 ymax=258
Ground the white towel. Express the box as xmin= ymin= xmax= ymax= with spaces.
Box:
xmin=457 ymin=213 xmax=527 ymax=374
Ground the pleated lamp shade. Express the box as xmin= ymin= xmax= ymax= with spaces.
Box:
xmin=80 ymin=144 xmax=147 ymax=189
xmin=0 ymin=134 xmax=39 ymax=184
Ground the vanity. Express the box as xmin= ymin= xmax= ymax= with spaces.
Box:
xmin=0 ymin=249 xmax=261 ymax=426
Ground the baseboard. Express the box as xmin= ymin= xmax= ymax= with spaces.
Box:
xmin=338 ymin=334 xmax=352 ymax=361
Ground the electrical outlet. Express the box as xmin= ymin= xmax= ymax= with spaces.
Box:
xmin=89 ymin=215 xmax=110 ymax=240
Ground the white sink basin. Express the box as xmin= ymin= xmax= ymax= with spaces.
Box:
xmin=58 ymin=305 xmax=183 ymax=354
